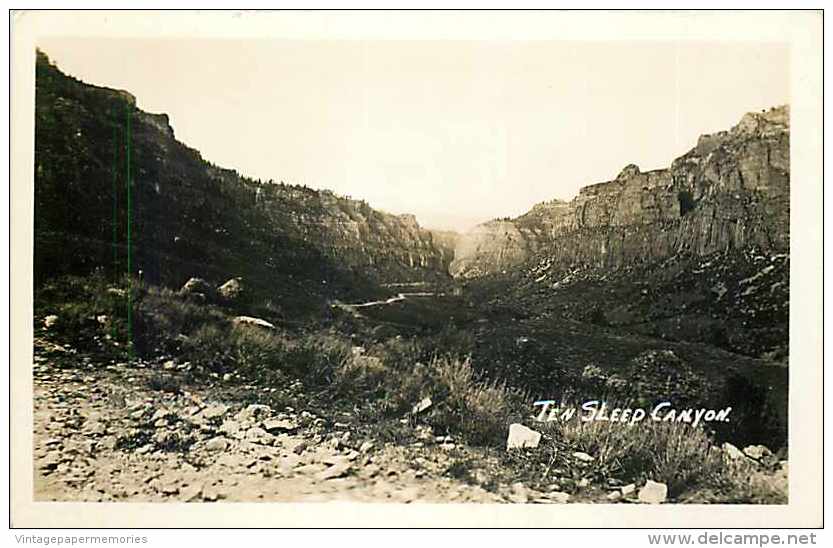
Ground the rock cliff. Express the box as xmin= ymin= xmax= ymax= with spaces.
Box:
xmin=34 ymin=51 xmax=453 ymax=314
xmin=450 ymin=106 xmax=789 ymax=278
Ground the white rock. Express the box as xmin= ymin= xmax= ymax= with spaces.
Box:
xmin=232 ymin=316 xmax=275 ymax=330
xmin=621 ymin=483 xmax=636 ymax=496
xmin=43 ymin=315 xmax=59 ymax=328
xmin=411 ymin=397 xmax=433 ymax=415
xmin=263 ymin=417 xmax=298 ymax=433
xmin=506 ymin=423 xmax=542 ymax=450
xmin=722 ymin=442 xmax=745 ymax=460
xmin=638 ymin=480 xmax=668 ymax=504
xmin=245 ymin=427 xmax=273 ymax=445
xmin=742 ymin=444 xmax=773 ymax=460
xmin=573 ymin=451 xmax=595 ymax=463
xmin=205 ymin=437 xmax=229 ymax=452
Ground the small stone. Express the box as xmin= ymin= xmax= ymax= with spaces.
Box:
xmin=43 ymin=315 xmax=59 ymax=328
xmin=84 ymin=422 xmax=107 ymax=436
xmin=202 ymin=485 xmax=224 ymax=502
xmin=547 ymin=491 xmax=571 ymax=503
xmin=411 ymin=397 xmax=433 ymax=415
xmin=200 ymin=404 xmax=229 ymax=421
xmin=245 ymin=427 xmax=273 ymax=445
xmin=205 ymin=437 xmax=229 ymax=452
xmin=742 ymin=444 xmax=773 ymax=461
xmin=638 ymin=480 xmax=668 ymax=504
xmin=236 ymin=404 xmax=271 ymax=422
xmin=506 ymin=423 xmax=541 ymax=450
xmin=292 ymin=441 xmax=309 ymax=455
xmin=621 ymin=483 xmax=636 ymax=496
xmin=180 ymin=484 xmax=202 ymax=502
xmin=263 ymin=418 xmax=299 ymax=434
xmin=572 ymin=452 xmax=595 ymax=463
xmin=40 ymin=452 xmax=62 ymax=472
xmin=607 ymin=490 xmax=622 ymax=501
xmin=151 ymin=409 xmax=174 ymax=422
xmin=508 ymin=482 xmax=529 ymax=503
xmin=359 ymin=441 xmax=375 ymax=453
xmin=318 ymin=461 xmax=351 ymax=481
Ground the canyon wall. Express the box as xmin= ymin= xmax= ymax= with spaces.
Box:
xmin=34 ymin=51 xmax=453 ymax=313
xmin=450 ymin=106 xmax=790 ymax=278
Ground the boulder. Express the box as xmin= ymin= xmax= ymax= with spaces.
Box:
xmin=638 ymin=480 xmax=668 ymax=504
xmin=742 ymin=444 xmax=773 ymax=461
xmin=180 ymin=277 xmax=212 ymax=296
xmin=506 ymin=423 xmax=542 ymax=450
xmin=217 ymin=277 xmax=244 ymax=301
xmin=232 ymin=316 xmax=275 ymax=330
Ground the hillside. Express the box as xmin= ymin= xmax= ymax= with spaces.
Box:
xmin=34 ymin=50 xmax=454 ymax=318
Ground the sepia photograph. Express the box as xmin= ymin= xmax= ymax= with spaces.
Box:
xmin=9 ymin=9 xmax=823 ymax=529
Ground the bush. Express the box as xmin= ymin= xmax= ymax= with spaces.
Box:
xmin=544 ymin=404 xmax=737 ymax=498
xmin=34 ymin=272 xmax=133 ymax=356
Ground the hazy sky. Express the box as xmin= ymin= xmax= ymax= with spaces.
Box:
xmin=39 ymin=39 xmax=788 ymax=231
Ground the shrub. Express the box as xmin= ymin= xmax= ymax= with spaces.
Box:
xmin=423 ymin=356 xmax=526 ymax=446
xmin=34 ymin=272 xmax=133 ymax=355
xmin=544 ymin=404 xmax=733 ymax=498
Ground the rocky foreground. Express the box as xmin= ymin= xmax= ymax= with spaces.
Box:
xmin=33 ymin=333 xmax=787 ymax=505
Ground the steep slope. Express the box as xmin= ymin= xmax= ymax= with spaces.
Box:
xmin=34 ymin=51 xmax=453 ymax=316
xmin=450 ymin=106 xmax=789 ymax=278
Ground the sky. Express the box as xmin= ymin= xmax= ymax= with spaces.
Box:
xmin=39 ymin=39 xmax=789 ymax=232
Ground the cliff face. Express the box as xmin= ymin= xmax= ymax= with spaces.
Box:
xmin=450 ymin=106 xmax=790 ymax=278
xmin=34 ymin=52 xmax=452 ymax=312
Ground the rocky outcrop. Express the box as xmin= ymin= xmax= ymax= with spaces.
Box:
xmin=450 ymin=106 xmax=789 ymax=278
